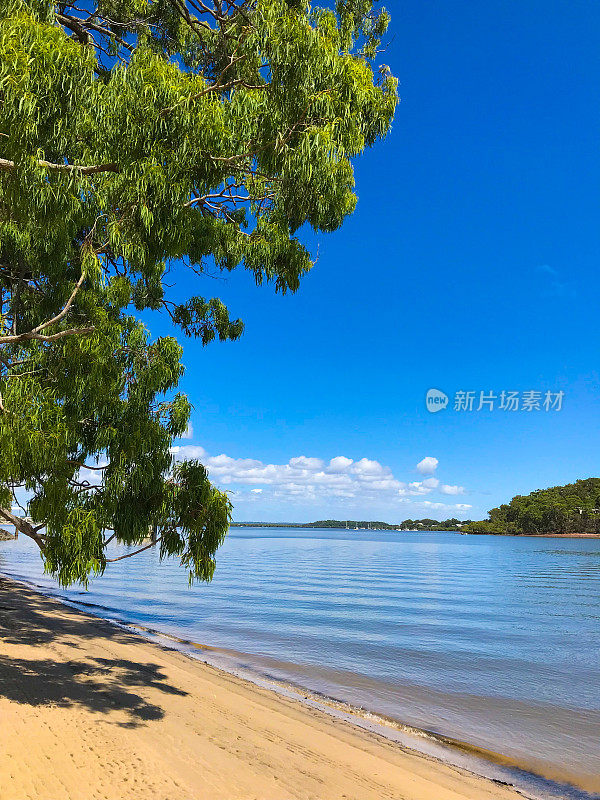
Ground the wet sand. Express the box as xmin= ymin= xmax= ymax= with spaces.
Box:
xmin=0 ymin=577 xmax=529 ymax=800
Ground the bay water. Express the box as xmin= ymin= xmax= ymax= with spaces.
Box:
xmin=1 ymin=529 xmax=598 ymax=796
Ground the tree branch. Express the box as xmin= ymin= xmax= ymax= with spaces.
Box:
xmin=104 ymin=537 xmax=162 ymax=562
xmin=0 ymin=508 xmax=46 ymax=553
xmin=0 ymin=271 xmax=95 ymax=344
xmin=3 ymin=326 xmax=96 ymax=344
xmin=0 ymin=158 xmax=120 ymax=176
xmin=55 ymin=12 xmax=93 ymax=44
xmin=29 ymin=271 xmax=85 ymax=335
xmin=67 ymin=460 xmax=108 ymax=471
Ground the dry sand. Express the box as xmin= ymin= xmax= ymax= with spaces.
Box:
xmin=0 ymin=578 xmax=527 ymax=800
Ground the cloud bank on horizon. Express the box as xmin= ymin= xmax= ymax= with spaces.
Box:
xmin=170 ymin=445 xmax=471 ymax=518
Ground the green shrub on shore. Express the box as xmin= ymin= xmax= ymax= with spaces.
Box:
xmin=466 ymin=478 xmax=600 ymax=535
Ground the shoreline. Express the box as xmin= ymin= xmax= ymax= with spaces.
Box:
xmin=230 ymin=526 xmax=600 ymax=538
xmin=117 ymin=622 xmax=598 ymax=800
xmin=0 ymin=577 xmax=541 ymax=800
xmin=1 ymin=575 xmax=597 ymax=800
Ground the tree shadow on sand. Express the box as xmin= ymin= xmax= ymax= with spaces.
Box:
xmin=0 ymin=577 xmax=188 ymax=727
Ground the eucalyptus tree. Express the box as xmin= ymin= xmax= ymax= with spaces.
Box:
xmin=0 ymin=0 xmax=397 ymax=584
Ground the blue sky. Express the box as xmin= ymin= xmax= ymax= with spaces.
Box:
xmin=169 ymin=0 xmax=600 ymax=522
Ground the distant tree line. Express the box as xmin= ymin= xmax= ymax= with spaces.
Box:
xmin=397 ymin=518 xmax=469 ymax=531
xmin=309 ymin=518 xmax=470 ymax=531
xmin=231 ymin=518 xmax=471 ymax=531
xmin=465 ymin=478 xmax=600 ymax=535
xmin=308 ymin=520 xmax=396 ymax=529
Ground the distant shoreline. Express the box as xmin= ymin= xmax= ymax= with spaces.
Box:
xmin=230 ymin=524 xmax=600 ymax=538
xmin=3 ymin=524 xmax=598 ymax=539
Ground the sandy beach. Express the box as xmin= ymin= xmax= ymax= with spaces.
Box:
xmin=0 ymin=577 xmax=533 ymax=800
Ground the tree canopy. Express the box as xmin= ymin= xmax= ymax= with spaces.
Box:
xmin=0 ymin=0 xmax=397 ymax=584
xmin=466 ymin=478 xmax=600 ymax=535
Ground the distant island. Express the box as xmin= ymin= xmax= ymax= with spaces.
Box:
xmin=231 ymin=518 xmax=470 ymax=531
xmin=465 ymin=478 xmax=600 ymax=535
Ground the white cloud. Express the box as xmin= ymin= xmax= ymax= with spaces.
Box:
xmin=351 ymin=458 xmax=386 ymax=476
xmin=181 ymin=424 xmax=194 ymax=440
xmin=407 ymin=481 xmax=430 ymax=495
xmin=171 ymin=445 xmax=206 ymax=460
xmin=172 ymin=447 xmax=402 ymax=499
xmin=421 ymin=501 xmax=472 ymax=511
xmin=398 ymin=477 xmax=440 ymax=496
xmin=328 ymin=456 xmax=353 ymax=472
xmin=289 ymin=456 xmax=324 ymax=470
xmin=170 ymin=446 xmax=470 ymax=516
xmin=416 ymin=456 xmax=438 ymax=475
xmin=440 ymin=484 xmax=465 ymax=495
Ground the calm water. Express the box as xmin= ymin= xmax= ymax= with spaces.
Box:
xmin=1 ymin=529 xmax=599 ymax=795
